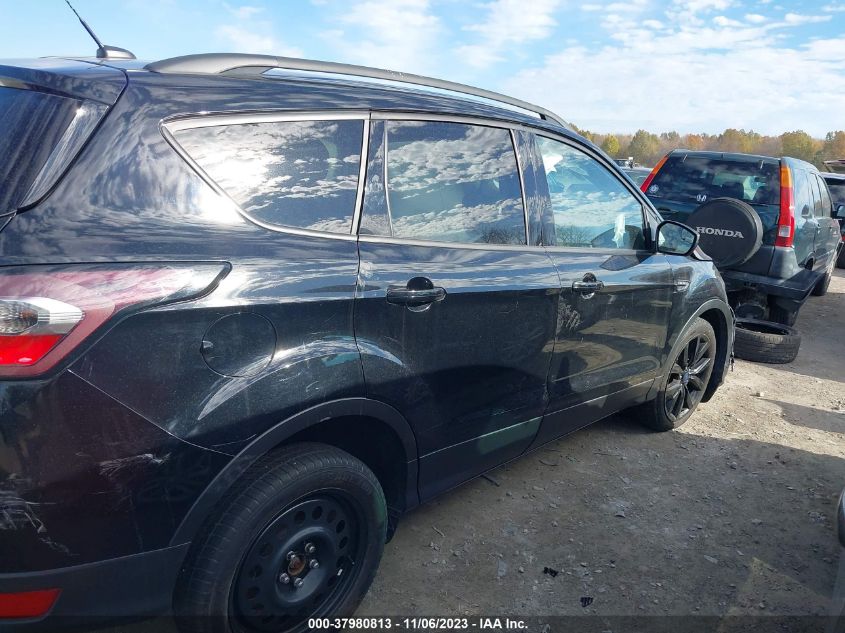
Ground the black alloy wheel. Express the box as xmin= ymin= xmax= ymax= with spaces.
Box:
xmin=663 ymin=332 xmax=713 ymax=423
xmin=631 ymin=317 xmax=717 ymax=432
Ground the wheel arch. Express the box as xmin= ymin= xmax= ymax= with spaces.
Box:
xmin=169 ymin=398 xmax=419 ymax=548
xmin=650 ymin=299 xmax=733 ymax=403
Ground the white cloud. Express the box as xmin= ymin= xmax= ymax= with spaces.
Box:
xmin=783 ymin=12 xmax=832 ymax=25
xmin=503 ymin=7 xmax=845 ymax=136
xmin=823 ymin=2 xmax=845 ymax=10
xmin=713 ymin=15 xmax=742 ymax=26
xmin=214 ymin=3 xmax=302 ymax=57
xmin=327 ymin=0 xmax=442 ymax=74
xmin=215 ymin=24 xmax=302 ymax=56
xmin=456 ymin=0 xmax=563 ymax=68
xmin=745 ymin=13 xmax=768 ymax=23
xmin=226 ymin=5 xmax=264 ymax=20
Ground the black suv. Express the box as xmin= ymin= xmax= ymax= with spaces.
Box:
xmin=820 ymin=172 xmax=845 ymax=268
xmin=643 ymin=150 xmax=842 ymax=325
xmin=0 ymin=54 xmax=733 ymax=631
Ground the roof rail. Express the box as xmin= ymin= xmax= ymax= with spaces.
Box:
xmin=145 ymin=53 xmax=569 ymax=129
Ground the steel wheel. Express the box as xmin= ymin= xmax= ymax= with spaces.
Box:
xmin=232 ymin=494 xmax=364 ymax=632
xmin=663 ymin=333 xmax=713 ymax=423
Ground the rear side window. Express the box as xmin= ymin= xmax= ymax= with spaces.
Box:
xmin=826 ymin=180 xmax=845 ymax=208
xmin=536 ymin=136 xmax=645 ymax=249
xmin=793 ymin=169 xmax=813 ymax=217
xmin=815 ymin=175 xmax=832 ymax=217
xmin=648 ymin=156 xmax=780 ymax=206
xmin=0 ymin=87 xmax=79 ymax=213
xmin=173 ymin=119 xmax=365 ymax=234
xmin=382 ymin=121 xmax=526 ymax=245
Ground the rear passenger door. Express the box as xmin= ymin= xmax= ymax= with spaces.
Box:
xmin=354 ymin=117 xmax=560 ymax=500
xmin=792 ymin=169 xmax=818 ymax=267
xmin=812 ymin=174 xmax=840 ymax=269
xmin=529 ymin=134 xmax=675 ymax=446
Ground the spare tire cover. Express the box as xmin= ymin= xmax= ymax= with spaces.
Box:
xmin=685 ymin=197 xmax=763 ymax=268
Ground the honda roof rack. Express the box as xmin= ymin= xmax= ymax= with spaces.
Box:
xmin=145 ymin=53 xmax=569 ymax=129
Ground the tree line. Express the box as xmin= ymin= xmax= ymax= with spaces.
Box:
xmin=573 ymin=127 xmax=845 ymax=170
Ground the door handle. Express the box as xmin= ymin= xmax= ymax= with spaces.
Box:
xmin=386 ymin=277 xmax=446 ymax=307
xmin=572 ymin=273 xmax=604 ymax=298
xmin=572 ymin=280 xmax=604 ymax=292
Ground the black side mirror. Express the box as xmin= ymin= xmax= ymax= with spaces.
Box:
xmin=656 ymin=220 xmax=699 ymax=256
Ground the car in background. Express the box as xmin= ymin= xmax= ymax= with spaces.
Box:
xmin=622 ymin=166 xmax=652 ymax=186
xmin=825 ymin=159 xmax=845 ymax=175
xmin=821 ymin=172 xmax=845 ymax=268
xmin=642 ymin=150 xmax=841 ymax=327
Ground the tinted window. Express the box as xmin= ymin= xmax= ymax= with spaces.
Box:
xmin=174 ymin=119 xmax=364 ymax=234
xmin=384 ymin=121 xmax=526 ymax=245
xmin=648 ymin=156 xmax=780 ymax=206
xmin=537 ymin=136 xmax=645 ymax=249
xmin=815 ymin=175 xmax=832 ymax=217
xmin=0 ymin=87 xmax=78 ymax=212
xmin=825 ymin=180 xmax=845 ymax=208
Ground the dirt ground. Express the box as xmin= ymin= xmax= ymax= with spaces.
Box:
xmin=115 ymin=269 xmax=845 ymax=631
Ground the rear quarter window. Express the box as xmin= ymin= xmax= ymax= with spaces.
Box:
xmin=171 ymin=118 xmax=365 ymax=234
xmin=0 ymin=86 xmax=80 ymax=212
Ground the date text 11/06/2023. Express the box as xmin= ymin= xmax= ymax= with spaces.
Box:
xmin=307 ymin=618 xmax=529 ymax=630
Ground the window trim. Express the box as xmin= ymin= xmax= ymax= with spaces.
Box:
xmin=161 ymin=110 xmax=371 ymax=240
xmin=533 ymin=132 xmax=652 ymax=253
xmin=375 ymin=115 xmax=530 ymax=248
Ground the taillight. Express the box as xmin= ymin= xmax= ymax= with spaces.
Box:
xmin=640 ymin=153 xmax=670 ymax=194
xmin=776 ymin=164 xmax=795 ymax=247
xmin=0 ymin=264 xmax=227 ymax=378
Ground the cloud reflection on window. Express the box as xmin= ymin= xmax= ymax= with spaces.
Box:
xmin=385 ymin=121 xmax=526 ymax=245
xmin=538 ymin=137 xmax=645 ymax=249
xmin=174 ymin=120 xmax=363 ymax=234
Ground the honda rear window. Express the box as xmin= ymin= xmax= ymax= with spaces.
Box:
xmin=647 ymin=156 xmax=780 ymax=206
xmin=173 ymin=119 xmax=365 ymax=234
xmin=0 ymin=86 xmax=79 ymax=213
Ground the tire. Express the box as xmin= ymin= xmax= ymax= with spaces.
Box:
xmin=837 ymin=246 xmax=845 ymax=269
xmin=733 ymin=318 xmax=801 ymax=364
xmin=634 ymin=317 xmax=717 ymax=432
xmin=812 ymin=258 xmax=834 ymax=296
xmin=174 ymin=443 xmax=387 ymax=633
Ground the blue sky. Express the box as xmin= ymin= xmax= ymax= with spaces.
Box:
xmin=1 ymin=0 xmax=843 ymax=136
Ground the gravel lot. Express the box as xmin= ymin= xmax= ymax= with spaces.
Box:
xmin=114 ymin=269 xmax=845 ymax=631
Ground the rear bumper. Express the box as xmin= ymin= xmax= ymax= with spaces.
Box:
xmin=721 ymin=268 xmax=816 ymax=301
xmin=0 ymin=543 xmax=188 ymax=629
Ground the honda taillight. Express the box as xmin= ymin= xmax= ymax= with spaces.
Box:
xmin=0 ymin=264 xmax=227 ymax=378
xmin=640 ymin=154 xmax=669 ymax=194
xmin=776 ymin=164 xmax=795 ymax=248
